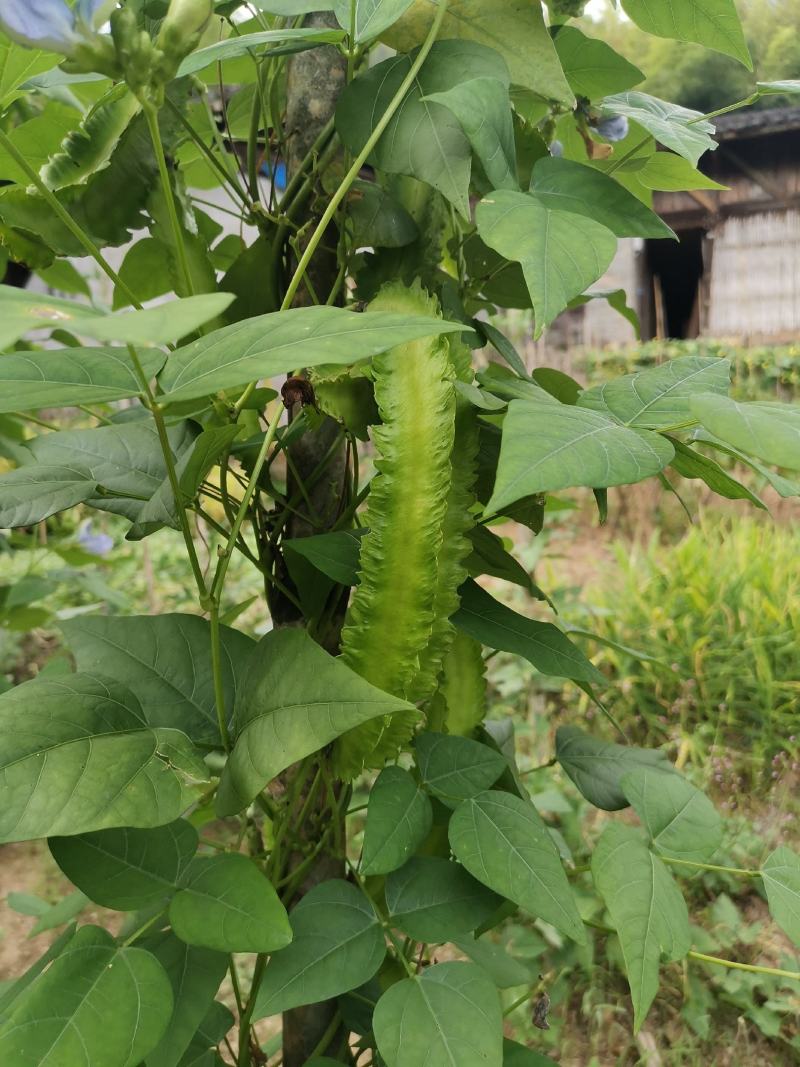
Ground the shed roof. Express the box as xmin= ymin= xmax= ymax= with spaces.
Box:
xmin=714 ymin=105 xmax=800 ymax=141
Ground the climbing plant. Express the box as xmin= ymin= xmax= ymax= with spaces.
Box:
xmin=0 ymin=1 xmax=799 ymax=1065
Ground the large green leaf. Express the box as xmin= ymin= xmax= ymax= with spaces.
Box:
xmin=0 ymin=464 xmax=97 ymax=528
xmin=453 ymin=938 xmax=532 ymax=989
xmin=142 ymin=933 xmax=228 ymax=1067
xmin=592 ymin=823 xmax=691 ymax=1031
xmin=383 ymin=0 xmax=573 ymax=104
xmin=415 ymin=732 xmax=506 ymax=807
xmin=361 ymin=765 xmax=433 ymax=876
xmin=385 ymin=856 xmax=502 ymax=942
xmin=691 ymin=429 xmax=800 ymax=498
xmin=158 ymin=304 xmax=464 ymax=404
xmin=638 ymin=152 xmax=726 ymax=192
xmin=282 ymin=528 xmax=365 ymax=586
xmin=0 ymin=673 xmax=208 ymax=843
xmin=453 ymin=580 xmax=603 ymax=684
xmin=552 ymin=26 xmax=643 ymax=99
xmin=0 ymin=925 xmax=78 ymax=1021
xmin=337 ymin=41 xmax=510 ymax=216
xmin=487 ymin=399 xmax=674 ymax=511
xmin=621 ymin=0 xmax=751 ymax=68
xmin=531 ymin=157 xmax=674 ymax=239
xmin=761 ymin=847 xmax=800 ymax=946
xmin=689 ymin=395 xmax=800 ymax=472
xmin=169 ymin=854 xmax=292 ymax=954
xmin=49 ymin=820 xmax=199 ymax=911
xmin=475 ymin=190 xmax=617 ymax=337
xmin=0 ymin=925 xmax=173 ymax=1067
xmin=172 ymin=1000 xmax=232 ymax=1067
xmin=424 ymin=76 xmax=518 ymax=192
xmin=27 ymin=420 xmax=196 ymax=520
xmin=62 ymin=613 xmax=254 ymax=746
xmin=601 ymin=93 xmax=717 ymax=167
xmin=41 ymin=86 xmax=141 ymax=190
xmin=333 ymin=0 xmax=416 ymax=40
xmin=621 ymin=767 xmax=723 ymax=864
xmin=578 ymin=355 xmax=731 ymax=430
xmin=0 ymin=106 xmax=78 ymax=186
xmin=217 ymin=630 xmax=414 ymax=815
xmin=254 ymin=880 xmax=386 ymax=1018
xmin=374 ymin=961 xmax=502 ymax=1067
xmin=177 ymin=28 xmax=347 ymax=77
xmin=0 ymin=347 xmax=164 ymax=413
xmin=0 ymin=286 xmax=233 ymax=347
xmin=0 ymin=37 xmax=58 ymax=110
xmin=555 ymin=726 xmax=673 ymax=811
xmin=449 ymin=790 xmax=585 ymax=943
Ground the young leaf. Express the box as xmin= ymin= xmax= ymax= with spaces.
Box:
xmin=621 ymin=0 xmax=751 ymax=68
xmin=592 ymin=823 xmax=691 ymax=1031
xmin=169 ymin=854 xmax=292 ymax=954
xmin=424 ymin=76 xmax=518 ymax=192
xmin=361 ymin=765 xmax=433 ymax=876
xmin=601 ymin=93 xmax=717 ymax=167
xmin=0 ymin=464 xmax=97 ymax=528
xmin=333 ymin=0 xmax=416 ymax=41
xmin=0 ymin=346 xmax=165 ymax=413
xmin=555 ymin=726 xmax=673 ymax=811
xmin=638 ymin=152 xmax=726 ymax=192
xmin=62 ymin=613 xmax=255 ymax=746
xmin=476 ymin=190 xmax=617 ymax=336
xmin=0 ymin=925 xmax=173 ymax=1067
xmin=336 ymin=41 xmax=511 ymax=216
xmin=453 ymin=937 xmax=532 ymax=988
xmin=668 ymin=439 xmax=765 ymax=508
xmin=449 ymin=790 xmax=586 ymax=943
xmin=453 ymin=580 xmax=603 ymax=684
xmin=578 ymin=356 xmax=731 ymax=430
xmin=49 ymin=820 xmax=199 ymax=911
xmin=0 ymin=673 xmax=208 ymax=843
xmin=142 ymin=932 xmax=228 ymax=1067
xmin=761 ymin=846 xmax=800 ymax=946
xmin=689 ymin=395 xmax=800 ymax=472
xmin=282 ymin=529 xmax=365 ymax=587
xmin=415 ymin=732 xmax=506 ymax=807
xmin=385 ymin=856 xmax=502 ymax=942
xmin=217 ymin=630 xmax=415 ymax=815
xmin=531 ymin=157 xmax=674 ymax=239
xmin=552 ymin=26 xmax=644 ymax=99
xmin=486 ymin=399 xmax=674 ymax=511
xmin=253 ymin=880 xmax=386 ymax=1018
xmin=620 ymin=767 xmax=723 ymax=864
xmin=158 ymin=304 xmax=465 ymax=404
xmin=374 ymin=961 xmax=503 ymax=1067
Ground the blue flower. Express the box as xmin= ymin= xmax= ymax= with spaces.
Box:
xmin=76 ymin=520 xmax=114 ymax=558
xmin=0 ymin=0 xmax=111 ymax=57
xmin=590 ymin=114 xmax=630 ymax=143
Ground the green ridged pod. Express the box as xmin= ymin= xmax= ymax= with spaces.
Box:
xmin=406 ymin=336 xmax=479 ymax=704
xmin=334 ymin=281 xmax=458 ymax=778
xmin=427 ymin=629 xmax=488 ymax=736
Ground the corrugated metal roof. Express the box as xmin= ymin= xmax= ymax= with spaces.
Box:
xmin=715 ymin=106 xmax=800 ymax=141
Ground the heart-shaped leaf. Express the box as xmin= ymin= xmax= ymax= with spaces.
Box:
xmin=361 ymin=765 xmax=433 ymax=876
xmin=374 ymin=961 xmax=502 ymax=1067
xmin=621 ymin=0 xmax=751 ymax=67
xmin=169 ymin=854 xmax=292 ymax=954
xmin=555 ymin=726 xmax=673 ymax=811
xmin=415 ymin=732 xmax=506 ymax=807
xmin=254 ymin=880 xmax=385 ymax=1018
xmin=449 ymin=790 xmax=585 ymax=943
xmin=49 ymin=820 xmax=198 ymax=911
xmin=761 ymin=846 xmax=800 ymax=946
xmin=218 ymin=630 xmax=414 ymax=814
xmin=385 ymin=856 xmax=502 ymax=943
xmin=621 ymin=767 xmax=723 ymax=863
xmin=0 ymin=673 xmax=208 ymax=843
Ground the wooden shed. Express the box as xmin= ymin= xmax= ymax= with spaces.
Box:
xmin=578 ymin=106 xmax=800 ymax=346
